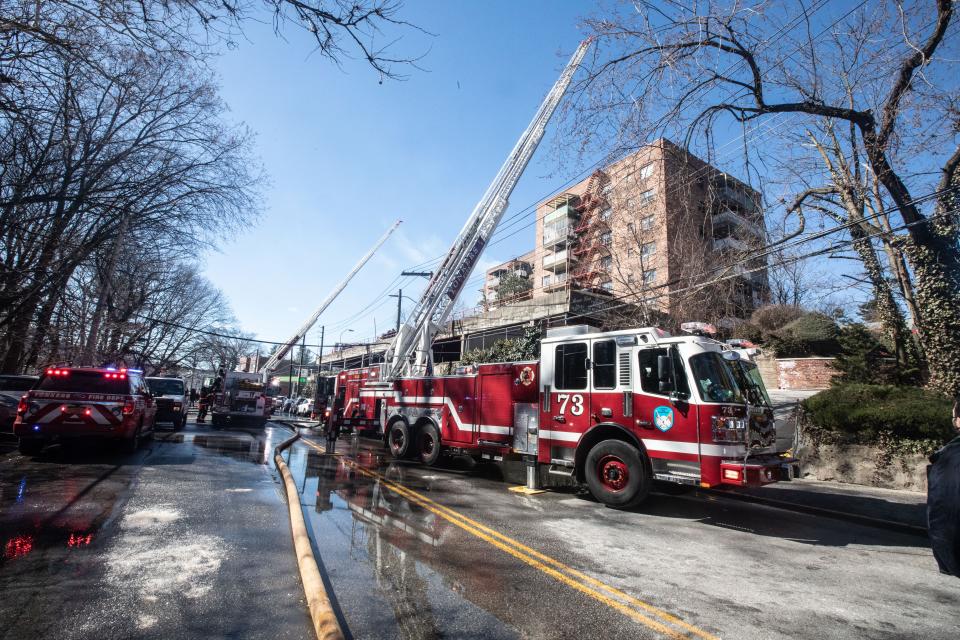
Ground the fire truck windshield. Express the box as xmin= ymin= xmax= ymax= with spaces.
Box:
xmin=689 ymin=353 xmax=745 ymax=404
xmin=733 ymin=360 xmax=772 ymax=407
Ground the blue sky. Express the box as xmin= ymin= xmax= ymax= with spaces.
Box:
xmin=205 ymin=1 xmax=595 ymax=351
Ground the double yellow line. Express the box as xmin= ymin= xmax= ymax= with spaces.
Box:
xmin=300 ymin=438 xmax=718 ymax=640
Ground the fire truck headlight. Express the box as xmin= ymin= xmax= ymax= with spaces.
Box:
xmin=712 ymin=416 xmax=748 ymax=444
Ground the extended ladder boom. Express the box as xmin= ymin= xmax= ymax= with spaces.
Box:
xmin=260 ymin=219 xmax=401 ymax=377
xmin=385 ymin=39 xmax=591 ymax=378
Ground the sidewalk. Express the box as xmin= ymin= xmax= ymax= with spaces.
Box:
xmin=721 ymin=477 xmax=928 ymax=533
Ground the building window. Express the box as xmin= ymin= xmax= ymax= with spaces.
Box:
xmin=641 ymin=241 xmax=656 ymax=258
xmin=542 ymin=275 xmax=551 ymax=287
xmin=601 ymin=280 xmax=614 ymax=291
xmin=600 ymin=232 xmax=612 ymax=246
xmin=555 ymin=343 xmax=588 ymax=390
xmin=627 ymin=223 xmax=635 ymax=235
xmin=640 ymin=215 xmax=655 ymax=230
xmin=600 ymin=256 xmax=612 ymax=270
xmin=643 ymin=269 xmax=657 ymax=285
xmin=600 ymin=207 xmax=612 ymax=221
xmin=627 ymin=273 xmax=635 ymax=284
xmin=638 ymin=188 xmax=655 ymax=206
xmin=639 ymin=163 xmax=654 ymax=180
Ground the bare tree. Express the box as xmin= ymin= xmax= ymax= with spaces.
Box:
xmin=568 ymin=0 xmax=960 ymax=394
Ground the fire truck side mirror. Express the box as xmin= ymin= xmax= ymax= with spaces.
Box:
xmin=657 ymin=355 xmax=674 ymax=393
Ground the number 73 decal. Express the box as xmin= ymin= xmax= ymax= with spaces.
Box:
xmin=557 ymin=393 xmax=585 ymax=416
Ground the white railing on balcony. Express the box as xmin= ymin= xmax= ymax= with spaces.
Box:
xmin=544 ymin=204 xmax=577 ymax=224
xmin=543 ymin=249 xmax=568 ymax=270
xmin=543 ymin=223 xmax=570 ymax=246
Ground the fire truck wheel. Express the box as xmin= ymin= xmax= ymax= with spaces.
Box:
xmin=584 ymin=440 xmax=651 ymax=509
xmin=387 ymin=420 xmax=412 ymax=459
xmin=418 ymin=422 xmax=442 ymax=466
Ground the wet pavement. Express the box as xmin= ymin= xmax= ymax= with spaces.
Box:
xmin=286 ymin=433 xmax=960 ymax=640
xmin=2 ymin=417 xmax=959 ymax=640
xmin=0 ymin=419 xmax=312 ymax=639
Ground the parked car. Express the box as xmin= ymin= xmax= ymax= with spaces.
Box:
xmin=0 ymin=374 xmax=38 ymax=435
xmin=297 ymin=399 xmax=314 ymax=417
xmin=14 ymin=367 xmax=156 ymax=455
xmin=146 ymin=376 xmax=188 ymax=430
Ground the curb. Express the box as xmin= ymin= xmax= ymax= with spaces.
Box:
xmin=709 ymin=488 xmax=928 ymax=537
xmin=273 ymin=427 xmax=345 ymax=640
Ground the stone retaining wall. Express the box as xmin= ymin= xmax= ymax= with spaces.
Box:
xmin=797 ymin=441 xmax=928 ymax=493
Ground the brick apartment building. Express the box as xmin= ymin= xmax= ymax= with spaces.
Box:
xmin=486 ymin=138 xmax=769 ymax=320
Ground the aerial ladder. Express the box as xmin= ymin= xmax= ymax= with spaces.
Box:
xmin=260 ymin=219 xmax=401 ymax=380
xmin=383 ymin=39 xmax=591 ymax=379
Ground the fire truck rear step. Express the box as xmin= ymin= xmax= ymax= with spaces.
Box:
xmin=548 ymin=460 xmax=576 ymax=478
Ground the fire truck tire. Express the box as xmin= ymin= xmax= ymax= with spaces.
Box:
xmin=18 ymin=439 xmax=43 ymax=456
xmin=387 ymin=419 xmax=412 ymax=459
xmin=418 ymin=422 xmax=442 ymax=466
xmin=584 ymin=440 xmax=651 ymax=509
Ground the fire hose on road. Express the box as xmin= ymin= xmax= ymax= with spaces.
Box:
xmin=273 ymin=427 xmax=345 ymax=640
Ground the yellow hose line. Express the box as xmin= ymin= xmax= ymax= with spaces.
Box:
xmin=275 ymin=440 xmax=344 ymax=640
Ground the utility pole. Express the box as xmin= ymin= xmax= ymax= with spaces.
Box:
xmin=317 ymin=326 xmax=324 ymax=375
xmin=390 ymin=271 xmax=431 ymax=333
xmin=390 ymin=289 xmax=403 ymax=332
xmin=294 ymin=333 xmax=306 ymax=398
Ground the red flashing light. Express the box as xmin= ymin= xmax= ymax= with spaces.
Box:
xmin=46 ymin=369 xmax=53 ymax=375
xmin=46 ymin=368 xmax=69 ymax=377
xmin=122 ymin=399 xmax=135 ymax=416
xmin=60 ymin=405 xmax=68 ymax=413
xmin=67 ymin=533 xmax=93 ymax=548
xmin=17 ymin=397 xmax=28 ymax=415
xmin=83 ymin=408 xmax=92 ymax=416
xmin=4 ymin=535 xmax=34 ymax=560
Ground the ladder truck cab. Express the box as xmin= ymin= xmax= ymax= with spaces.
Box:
xmin=335 ymin=324 xmax=793 ymax=508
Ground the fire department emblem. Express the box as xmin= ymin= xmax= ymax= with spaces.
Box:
xmin=653 ymin=406 xmax=674 ymax=432
xmin=519 ymin=366 xmax=535 ymax=386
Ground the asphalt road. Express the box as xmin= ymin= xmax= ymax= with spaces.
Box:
xmin=0 ymin=419 xmax=312 ymax=640
xmin=284 ymin=431 xmax=960 ymax=640
xmin=2 ymin=417 xmax=959 ymax=640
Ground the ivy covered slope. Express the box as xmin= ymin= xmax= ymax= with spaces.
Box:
xmin=803 ymin=384 xmax=954 ymax=452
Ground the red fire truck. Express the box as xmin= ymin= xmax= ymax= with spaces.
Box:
xmin=329 ymin=325 xmax=793 ymax=508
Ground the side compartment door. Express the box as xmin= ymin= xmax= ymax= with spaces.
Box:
xmin=476 ymin=370 xmax=513 ymax=446
xmin=442 ymin=376 xmax=475 ymax=445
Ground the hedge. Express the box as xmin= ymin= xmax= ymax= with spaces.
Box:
xmin=802 ymin=384 xmax=954 ymax=444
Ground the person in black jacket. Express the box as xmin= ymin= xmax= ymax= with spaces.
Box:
xmin=927 ymin=393 xmax=960 ymax=576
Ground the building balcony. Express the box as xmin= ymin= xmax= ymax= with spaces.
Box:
xmin=542 ymin=249 xmax=568 ymax=272
xmin=542 ymin=223 xmax=572 ymax=247
xmin=543 ymin=203 xmax=578 ymax=225
xmin=712 ymin=236 xmax=748 ymax=253
xmin=714 ymin=208 xmax=764 ymax=238
xmin=542 ymin=272 xmax=568 ymax=292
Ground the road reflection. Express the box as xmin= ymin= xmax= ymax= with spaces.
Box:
xmin=304 ymin=447 xmax=519 ymax=640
